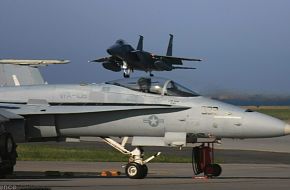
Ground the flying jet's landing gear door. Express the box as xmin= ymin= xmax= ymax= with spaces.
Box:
xmin=25 ymin=115 xmax=58 ymax=140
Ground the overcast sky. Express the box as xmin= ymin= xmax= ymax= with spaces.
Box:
xmin=1 ymin=0 xmax=290 ymax=95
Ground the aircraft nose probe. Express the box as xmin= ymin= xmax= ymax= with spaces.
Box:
xmin=285 ymin=124 xmax=290 ymax=135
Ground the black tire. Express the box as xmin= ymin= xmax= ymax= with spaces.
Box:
xmin=204 ymin=164 xmax=215 ymax=178
xmin=6 ymin=166 xmax=14 ymax=175
xmin=125 ymin=162 xmax=146 ymax=179
xmin=0 ymin=161 xmax=14 ymax=178
xmin=141 ymin=164 xmax=148 ymax=178
xmin=204 ymin=164 xmax=222 ymax=177
xmin=0 ymin=133 xmax=16 ymax=159
xmin=212 ymin=164 xmax=222 ymax=177
xmin=0 ymin=133 xmax=16 ymax=178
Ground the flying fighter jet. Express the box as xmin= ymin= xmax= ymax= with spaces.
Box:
xmin=0 ymin=73 xmax=289 ymax=178
xmin=90 ymin=35 xmax=202 ymax=78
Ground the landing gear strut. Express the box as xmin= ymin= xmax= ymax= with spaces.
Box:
xmin=192 ymin=143 xmax=222 ymax=178
xmin=0 ymin=132 xmax=17 ymax=178
xmin=122 ymin=62 xmax=132 ymax=78
xmin=123 ymin=72 xmax=130 ymax=78
xmin=102 ymin=137 xmax=161 ymax=179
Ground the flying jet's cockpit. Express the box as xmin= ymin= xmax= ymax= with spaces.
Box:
xmin=106 ymin=77 xmax=199 ymax=97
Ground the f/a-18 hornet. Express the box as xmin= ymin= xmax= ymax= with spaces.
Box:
xmin=90 ymin=34 xmax=201 ymax=78
xmin=0 ymin=61 xmax=289 ymax=179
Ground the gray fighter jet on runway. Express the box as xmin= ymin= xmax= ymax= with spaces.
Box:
xmin=90 ymin=35 xmax=201 ymax=78
xmin=0 ymin=66 xmax=289 ymax=178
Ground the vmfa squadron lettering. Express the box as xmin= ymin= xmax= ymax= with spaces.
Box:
xmin=0 ymin=65 xmax=289 ymax=179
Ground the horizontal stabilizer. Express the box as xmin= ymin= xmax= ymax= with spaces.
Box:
xmin=173 ymin=66 xmax=196 ymax=70
xmin=153 ymin=55 xmax=202 ymax=62
xmin=153 ymin=55 xmax=201 ymax=65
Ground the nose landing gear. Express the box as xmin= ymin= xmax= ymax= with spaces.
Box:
xmin=102 ymin=137 xmax=161 ymax=179
xmin=125 ymin=162 xmax=148 ymax=179
xmin=192 ymin=143 xmax=222 ymax=178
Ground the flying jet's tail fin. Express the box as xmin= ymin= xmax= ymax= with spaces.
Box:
xmin=0 ymin=59 xmax=69 ymax=86
xmin=166 ymin=34 xmax=173 ymax=56
xmin=136 ymin=35 xmax=143 ymax=51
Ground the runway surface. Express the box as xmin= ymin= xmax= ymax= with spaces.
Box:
xmin=1 ymin=161 xmax=290 ymax=190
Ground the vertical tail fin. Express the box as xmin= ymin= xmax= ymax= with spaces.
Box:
xmin=0 ymin=64 xmax=45 ymax=86
xmin=166 ymin=34 xmax=173 ymax=56
xmin=136 ymin=35 xmax=144 ymax=51
xmin=0 ymin=59 xmax=68 ymax=86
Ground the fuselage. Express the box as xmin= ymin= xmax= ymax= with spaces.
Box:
xmin=0 ymin=77 xmax=289 ymax=143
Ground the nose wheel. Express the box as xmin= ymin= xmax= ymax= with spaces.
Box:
xmin=125 ymin=162 xmax=148 ymax=179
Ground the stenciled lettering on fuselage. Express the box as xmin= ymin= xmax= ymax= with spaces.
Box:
xmin=143 ymin=115 xmax=164 ymax=127
xmin=60 ymin=93 xmax=88 ymax=100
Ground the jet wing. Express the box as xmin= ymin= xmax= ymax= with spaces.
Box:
xmin=0 ymin=59 xmax=70 ymax=66
xmin=152 ymin=55 xmax=201 ymax=65
xmin=89 ymin=56 xmax=122 ymax=63
xmin=0 ymin=108 xmax=24 ymax=123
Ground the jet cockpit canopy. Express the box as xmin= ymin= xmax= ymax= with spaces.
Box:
xmin=106 ymin=77 xmax=199 ymax=97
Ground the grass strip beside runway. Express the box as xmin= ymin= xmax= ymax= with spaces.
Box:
xmin=17 ymin=144 xmax=192 ymax=163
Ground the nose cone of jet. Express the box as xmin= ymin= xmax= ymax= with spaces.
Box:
xmin=243 ymin=112 xmax=287 ymax=138
xmin=285 ymin=124 xmax=290 ymax=135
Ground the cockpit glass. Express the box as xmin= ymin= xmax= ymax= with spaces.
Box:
xmin=116 ymin=39 xmax=125 ymax=45
xmin=106 ymin=77 xmax=199 ymax=97
xmin=165 ymin=81 xmax=199 ymax=97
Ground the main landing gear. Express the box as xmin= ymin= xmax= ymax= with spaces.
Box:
xmin=192 ymin=143 xmax=222 ymax=178
xmin=102 ymin=137 xmax=161 ymax=179
xmin=0 ymin=132 xmax=17 ymax=178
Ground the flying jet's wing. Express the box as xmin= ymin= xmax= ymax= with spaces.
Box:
xmin=152 ymin=55 xmax=202 ymax=65
xmin=89 ymin=56 xmax=122 ymax=63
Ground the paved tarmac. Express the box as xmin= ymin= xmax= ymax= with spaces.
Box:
xmin=1 ymin=161 xmax=290 ymax=190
